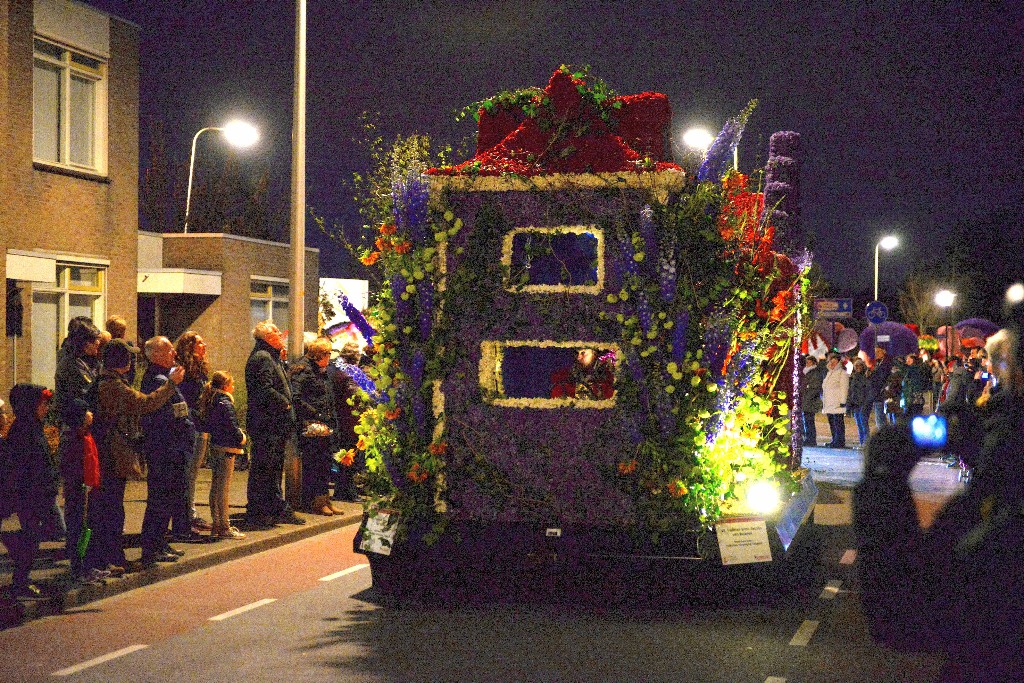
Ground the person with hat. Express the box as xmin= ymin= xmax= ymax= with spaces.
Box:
xmin=90 ymin=339 xmax=183 ymax=572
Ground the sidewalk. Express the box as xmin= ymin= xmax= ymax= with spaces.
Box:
xmin=1 ymin=466 xmax=364 ymax=629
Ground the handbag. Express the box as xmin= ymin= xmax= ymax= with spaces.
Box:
xmin=109 ymin=416 xmax=147 ymax=480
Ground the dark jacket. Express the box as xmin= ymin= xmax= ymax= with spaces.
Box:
xmin=53 ymin=353 xmax=97 ymax=425
xmin=853 ymin=390 xmax=1024 ymax=681
xmin=848 ymin=370 xmax=870 ymax=409
xmin=866 ymin=354 xmax=894 ymax=405
xmin=901 ymin=361 xmax=930 ymax=406
xmin=800 ymin=363 xmax=825 ymax=414
xmin=244 ymin=338 xmax=295 ymax=436
xmin=289 ymin=358 xmax=338 ymax=432
xmin=94 ymin=369 xmax=177 ymax=475
xmin=178 ymin=372 xmax=208 ymax=427
xmin=140 ymin=364 xmax=195 ymax=458
xmin=1 ymin=385 xmax=58 ymax=518
xmin=941 ymin=364 xmax=971 ymax=409
xmin=204 ymin=391 xmax=246 ymax=451
xmin=328 ymin=364 xmax=364 ymax=451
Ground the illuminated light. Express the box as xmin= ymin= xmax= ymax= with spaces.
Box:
xmin=222 ymin=120 xmax=260 ymax=148
xmin=879 ymin=235 xmax=899 ymax=251
xmin=934 ymin=289 xmax=956 ymax=308
xmin=682 ymin=127 xmax=714 ymax=152
xmin=1007 ymin=283 xmax=1024 ymax=305
xmin=747 ymin=480 xmax=781 ymax=514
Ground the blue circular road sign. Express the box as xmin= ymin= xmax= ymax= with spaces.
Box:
xmin=866 ymin=301 xmax=888 ymax=325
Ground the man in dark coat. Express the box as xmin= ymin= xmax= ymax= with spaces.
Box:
xmin=139 ymin=336 xmax=199 ymax=564
xmin=244 ymin=322 xmax=303 ymax=526
xmin=800 ymin=355 xmax=825 ymax=445
xmin=866 ymin=346 xmax=894 ymax=430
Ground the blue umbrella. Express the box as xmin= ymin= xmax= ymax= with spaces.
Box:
xmin=955 ymin=318 xmax=999 ymax=338
xmin=859 ymin=321 xmax=920 ymax=360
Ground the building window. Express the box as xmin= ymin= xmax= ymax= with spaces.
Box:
xmin=250 ymin=280 xmax=289 ymax=334
xmin=32 ymin=37 xmax=105 ymax=172
xmin=30 ymin=263 xmax=106 ymax=388
xmin=501 ymin=226 xmax=604 ymax=294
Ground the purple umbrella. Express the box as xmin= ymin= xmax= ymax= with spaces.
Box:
xmin=859 ymin=321 xmax=920 ymax=360
xmin=955 ymin=318 xmax=999 ymax=338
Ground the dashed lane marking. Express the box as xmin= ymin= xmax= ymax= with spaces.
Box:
xmin=819 ymin=579 xmax=843 ymax=600
xmin=209 ymin=598 xmax=277 ymax=621
xmin=52 ymin=644 xmax=149 ymax=677
xmin=765 ymin=677 xmax=787 ymax=683
xmin=789 ymin=620 xmax=819 ymax=647
xmin=840 ymin=548 xmax=857 ymax=564
xmin=319 ymin=563 xmax=370 ymax=582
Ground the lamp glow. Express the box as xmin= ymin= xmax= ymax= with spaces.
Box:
xmin=682 ymin=128 xmax=714 ymax=152
xmin=934 ymin=289 xmax=956 ymax=308
xmin=746 ymin=480 xmax=781 ymax=514
xmin=222 ymin=120 xmax=260 ymax=148
xmin=879 ymin=235 xmax=899 ymax=251
xmin=1007 ymin=283 xmax=1024 ymax=305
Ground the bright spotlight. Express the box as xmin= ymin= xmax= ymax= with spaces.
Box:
xmin=222 ymin=120 xmax=260 ymax=148
xmin=682 ymin=128 xmax=714 ymax=152
xmin=746 ymin=480 xmax=781 ymax=514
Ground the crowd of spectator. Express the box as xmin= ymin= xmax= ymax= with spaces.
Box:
xmin=1 ymin=317 xmax=375 ymax=600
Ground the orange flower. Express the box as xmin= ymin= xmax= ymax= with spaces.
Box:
xmin=617 ymin=459 xmax=638 ymax=475
xmin=339 ymin=450 xmax=355 ymax=467
xmin=394 ymin=241 xmax=412 ymax=255
xmin=360 ymin=251 xmax=380 ymax=266
xmin=406 ymin=462 xmax=428 ymax=483
xmin=356 ymin=437 xmax=367 ymax=451
xmin=667 ymin=481 xmax=687 ymax=498
xmin=384 ymin=407 xmax=402 ymax=420
xmin=379 ymin=223 xmax=397 ymax=235
xmin=428 ymin=441 xmax=448 ymax=456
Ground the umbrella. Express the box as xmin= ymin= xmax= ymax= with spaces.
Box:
xmin=836 ymin=328 xmax=859 ymax=353
xmin=859 ymin=321 xmax=920 ymax=359
xmin=76 ymin=485 xmax=92 ymax=560
xmin=955 ymin=318 xmax=999 ymax=338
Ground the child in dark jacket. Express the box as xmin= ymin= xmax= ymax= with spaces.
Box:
xmin=57 ymin=398 xmax=105 ymax=583
xmin=197 ymin=371 xmax=247 ymax=539
xmin=0 ymin=384 xmax=59 ymax=600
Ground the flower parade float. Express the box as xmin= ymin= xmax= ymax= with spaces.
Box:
xmin=350 ymin=66 xmax=818 ymax=604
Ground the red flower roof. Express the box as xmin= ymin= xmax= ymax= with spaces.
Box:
xmin=429 ymin=68 xmax=682 ymax=177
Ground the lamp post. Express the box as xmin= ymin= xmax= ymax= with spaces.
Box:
xmin=873 ymin=235 xmax=899 ymax=301
xmin=935 ymin=289 xmax=956 ymax=360
xmin=183 ymin=120 xmax=260 ymax=233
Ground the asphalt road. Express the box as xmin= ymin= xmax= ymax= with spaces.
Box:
xmin=0 ymin=512 xmax=948 ymax=683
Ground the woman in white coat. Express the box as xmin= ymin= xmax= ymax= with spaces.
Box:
xmin=822 ymin=352 xmax=850 ymax=448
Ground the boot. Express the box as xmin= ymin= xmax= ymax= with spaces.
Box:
xmin=311 ymin=495 xmax=334 ymax=516
xmin=329 ymin=500 xmax=346 ymax=514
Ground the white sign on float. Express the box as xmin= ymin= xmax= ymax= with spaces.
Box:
xmin=359 ymin=512 xmax=397 ymax=556
xmin=716 ymin=519 xmax=773 ymax=565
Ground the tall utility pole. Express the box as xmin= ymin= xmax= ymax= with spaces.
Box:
xmin=288 ymin=0 xmax=306 ymax=358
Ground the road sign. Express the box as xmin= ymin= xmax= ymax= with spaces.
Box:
xmin=866 ymin=301 xmax=888 ymax=325
xmin=813 ymin=298 xmax=853 ymax=319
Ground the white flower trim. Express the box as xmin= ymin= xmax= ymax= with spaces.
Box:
xmin=501 ymin=225 xmax=605 ymax=294
xmin=428 ymin=169 xmax=686 ymax=204
xmin=479 ymin=339 xmax=621 ymax=409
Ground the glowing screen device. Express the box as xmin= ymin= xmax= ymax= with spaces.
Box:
xmin=911 ymin=414 xmax=948 ymax=449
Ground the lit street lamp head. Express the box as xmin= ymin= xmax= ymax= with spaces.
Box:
xmin=222 ymin=120 xmax=260 ymax=148
xmin=935 ymin=289 xmax=956 ymax=308
xmin=682 ymin=127 xmax=714 ymax=153
xmin=879 ymin=235 xmax=899 ymax=251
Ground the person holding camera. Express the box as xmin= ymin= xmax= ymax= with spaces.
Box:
xmin=853 ymin=291 xmax=1024 ymax=682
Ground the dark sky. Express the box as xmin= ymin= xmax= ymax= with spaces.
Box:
xmin=83 ymin=0 xmax=1024 ymax=294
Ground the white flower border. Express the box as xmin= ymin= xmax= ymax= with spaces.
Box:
xmin=500 ymin=225 xmax=605 ymax=295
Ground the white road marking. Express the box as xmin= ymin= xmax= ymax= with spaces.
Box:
xmin=765 ymin=677 xmax=787 ymax=683
xmin=819 ymin=579 xmax=843 ymax=600
xmin=319 ymin=563 xmax=370 ymax=582
xmin=209 ymin=598 xmax=277 ymax=621
xmin=789 ymin=619 xmax=819 ymax=647
xmin=840 ymin=548 xmax=857 ymax=565
xmin=52 ymin=644 xmax=149 ymax=676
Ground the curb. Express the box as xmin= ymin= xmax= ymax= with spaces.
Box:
xmin=5 ymin=512 xmax=363 ymax=627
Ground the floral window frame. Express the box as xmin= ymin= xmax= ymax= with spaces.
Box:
xmin=479 ymin=340 xmax=620 ymax=409
xmin=501 ymin=225 xmax=605 ymax=294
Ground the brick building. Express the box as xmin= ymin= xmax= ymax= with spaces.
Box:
xmin=2 ymin=0 xmax=320 ymax=395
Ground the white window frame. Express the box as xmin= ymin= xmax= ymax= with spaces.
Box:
xmin=250 ymin=278 xmax=290 ymax=333
xmin=30 ymin=262 xmax=107 ymax=387
xmin=501 ymin=225 xmax=605 ymax=294
xmin=32 ymin=36 xmax=108 ymax=175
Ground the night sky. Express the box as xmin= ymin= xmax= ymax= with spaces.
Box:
xmin=82 ymin=0 xmax=1024 ymax=297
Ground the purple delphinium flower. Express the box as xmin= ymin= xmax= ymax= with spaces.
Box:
xmin=658 ymin=233 xmax=677 ymax=303
xmin=638 ymin=205 xmax=657 ymax=269
xmin=703 ymin=314 xmax=732 ymax=379
xmin=670 ymin=310 xmax=689 ymax=364
xmin=391 ymin=276 xmax=413 ymax=330
xmin=392 ymin=170 xmax=430 ymax=245
xmin=697 ymin=100 xmax=756 ymax=183
xmin=339 ymin=294 xmax=377 ymax=348
xmin=418 ymin=279 xmax=434 ymax=341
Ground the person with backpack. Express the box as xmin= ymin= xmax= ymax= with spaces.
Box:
xmin=0 ymin=385 xmax=59 ymax=600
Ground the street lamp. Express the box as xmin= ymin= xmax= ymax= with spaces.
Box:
xmin=183 ymin=120 xmax=260 ymax=233
xmin=873 ymin=235 xmax=899 ymax=301
xmin=935 ymin=289 xmax=956 ymax=360
xmin=682 ymin=126 xmax=738 ymax=169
